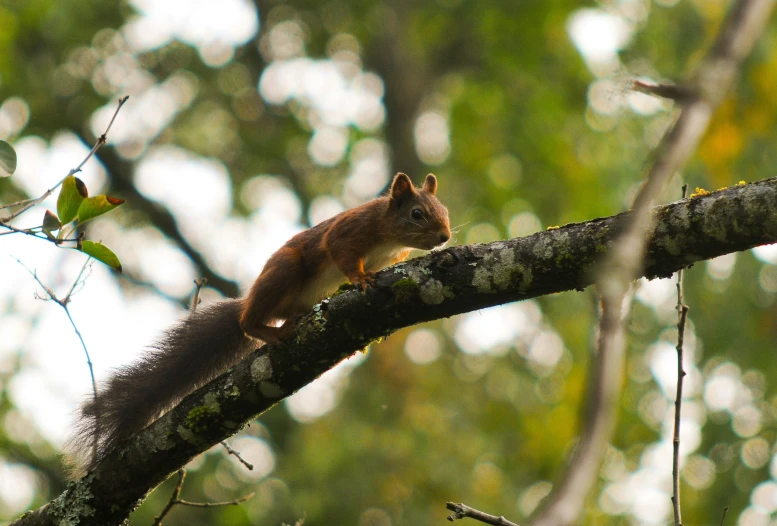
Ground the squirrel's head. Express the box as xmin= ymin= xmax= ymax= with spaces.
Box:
xmin=388 ymin=172 xmax=451 ymax=250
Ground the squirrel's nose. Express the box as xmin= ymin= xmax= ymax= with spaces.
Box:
xmin=440 ymin=232 xmax=450 ymax=243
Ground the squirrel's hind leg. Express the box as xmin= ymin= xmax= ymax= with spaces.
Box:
xmin=240 ymin=247 xmax=306 ymax=344
xmin=243 ymin=314 xmax=302 ymax=344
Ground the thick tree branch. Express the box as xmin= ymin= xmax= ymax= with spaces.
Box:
xmin=12 ymin=178 xmax=777 ymax=525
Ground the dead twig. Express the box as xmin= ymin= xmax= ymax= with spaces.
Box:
xmin=151 ymin=470 xmax=186 ymax=526
xmin=14 ymin=256 xmax=98 ymax=459
xmin=191 ymin=278 xmax=207 ymax=313
xmin=152 ymin=469 xmax=254 ymax=525
xmin=671 ymin=185 xmax=690 ymax=526
xmin=446 ymin=502 xmax=520 ymax=526
xmin=221 ymin=440 xmax=254 ymax=471
xmin=632 ymin=80 xmax=694 ymax=102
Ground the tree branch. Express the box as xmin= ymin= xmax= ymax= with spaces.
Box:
xmin=672 ymin=185 xmax=690 ymax=526
xmin=13 ymin=178 xmax=777 ymax=526
xmin=532 ymin=1 xmax=775 ymax=524
xmin=446 ymin=501 xmax=520 ymax=526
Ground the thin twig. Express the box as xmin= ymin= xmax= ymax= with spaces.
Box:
xmin=719 ymin=506 xmax=729 ymax=526
xmin=152 ymin=469 xmax=186 ymax=526
xmin=221 ymin=440 xmax=254 ymax=470
xmin=13 ymin=256 xmax=99 ymax=459
xmin=0 ymin=95 xmax=129 ymax=220
xmin=65 ymin=255 xmax=94 ymax=301
xmin=177 ymin=493 xmax=255 ymax=508
xmin=191 ymin=278 xmax=207 ymax=314
xmin=151 ymin=469 xmax=254 ymax=525
xmin=632 ymin=80 xmax=694 ymax=102
xmin=671 ymin=185 xmax=690 ymax=526
xmin=446 ymin=502 xmax=520 ymax=526
xmin=531 ymin=1 xmax=776 ymax=524
xmin=0 ymin=222 xmax=83 ymax=245
xmin=0 ymin=222 xmax=53 ymax=240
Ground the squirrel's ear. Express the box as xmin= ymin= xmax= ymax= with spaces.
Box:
xmin=423 ymin=173 xmax=437 ymax=195
xmin=390 ymin=173 xmax=416 ymax=203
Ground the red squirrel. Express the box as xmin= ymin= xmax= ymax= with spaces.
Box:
xmin=69 ymin=172 xmax=451 ymax=473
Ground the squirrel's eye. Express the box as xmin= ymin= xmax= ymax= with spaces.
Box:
xmin=411 ymin=208 xmax=424 ymax=221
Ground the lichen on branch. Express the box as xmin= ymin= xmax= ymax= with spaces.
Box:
xmin=14 ymin=177 xmax=777 ymax=526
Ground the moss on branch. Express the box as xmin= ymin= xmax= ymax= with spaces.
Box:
xmin=14 ymin=177 xmax=777 ymax=526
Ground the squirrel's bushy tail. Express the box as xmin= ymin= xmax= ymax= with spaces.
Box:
xmin=67 ymin=299 xmax=254 ymax=476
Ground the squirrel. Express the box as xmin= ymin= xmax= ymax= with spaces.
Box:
xmin=68 ymin=172 xmax=451 ymax=474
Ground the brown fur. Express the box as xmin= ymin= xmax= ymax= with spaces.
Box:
xmin=68 ymin=173 xmax=450 ymax=475
xmin=239 ymin=173 xmax=451 ymax=343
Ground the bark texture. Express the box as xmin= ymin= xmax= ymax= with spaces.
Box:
xmin=13 ymin=178 xmax=777 ymax=526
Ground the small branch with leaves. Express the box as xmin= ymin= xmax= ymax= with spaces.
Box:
xmin=0 ymin=96 xmax=129 ymax=271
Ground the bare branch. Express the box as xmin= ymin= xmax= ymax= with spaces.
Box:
xmin=221 ymin=440 xmax=254 ymax=471
xmin=151 ymin=469 xmax=186 ymax=526
xmin=531 ymin=290 xmax=628 ymax=526
xmin=671 ymin=185 xmax=690 ymax=526
xmin=191 ymin=278 xmax=207 ymax=314
xmin=64 ymin=256 xmax=94 ymax=303
xmin=446 ymin=502 xmax=520 ymax=526
xmin=151 ymin=469 xmax=253 ymax=525
xmin=632 ymin=80 xmax=694 ymax=102
xmin=176 ymin=493 xmax=255 ymax=508
xmin=531 ymin=1 xmax=775 ymax=524
xmin=14 ymin=256 xmax=100 ymax=460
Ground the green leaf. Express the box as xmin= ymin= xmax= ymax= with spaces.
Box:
xmin=77 ymin=195 xmax=126 ymax=225
xmin=57 ymin=175 xmax=88 ymax=224
xmin=42 ymin=210 xmax=61 ymax=238
xmin=80 ymin=241 xmax=121 ymax=272
xmin=0 ymin=140 xmax=17 ymax=177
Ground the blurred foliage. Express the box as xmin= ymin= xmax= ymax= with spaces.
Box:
xmin=2 ymin=0 xmax=777 ymax=525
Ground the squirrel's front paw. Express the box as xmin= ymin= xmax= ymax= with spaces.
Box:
xmin=351 ymin=272 xmax=376 ymax=291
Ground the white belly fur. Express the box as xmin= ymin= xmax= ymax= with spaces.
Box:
xmin=364 ymin=242 xmax=407 ymax=271
xmin=299 ymin=263 xmax=346 ymax=308
xmin=298 ymin=244 xmax=407 ymax=309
